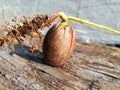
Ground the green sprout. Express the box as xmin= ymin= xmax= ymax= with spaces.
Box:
xmin=59 ymin=12 xmax=120 ymax=34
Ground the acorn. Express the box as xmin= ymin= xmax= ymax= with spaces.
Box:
xmin=42 ymin=23 xmax=75 ymax=66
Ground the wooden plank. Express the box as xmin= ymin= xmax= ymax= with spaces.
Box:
xmin=0 ymin=40 xmax=120 ymax=90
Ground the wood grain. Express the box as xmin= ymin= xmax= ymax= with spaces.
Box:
xmin=0 ymin=40 xmax=120 ymax=90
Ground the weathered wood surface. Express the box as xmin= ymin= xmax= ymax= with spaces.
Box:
xmin=0 ymin=40 xmax=120 ymax=90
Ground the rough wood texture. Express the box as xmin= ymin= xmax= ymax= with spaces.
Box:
xmin=0 ymin=40 xmax=120 ymax=90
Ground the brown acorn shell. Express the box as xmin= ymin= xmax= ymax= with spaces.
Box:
xmin=43 ymin=23 xmax=75 ymax=66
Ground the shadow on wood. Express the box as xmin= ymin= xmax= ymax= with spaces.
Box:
xmin=13 ymin=44 xmax=45 ymax=64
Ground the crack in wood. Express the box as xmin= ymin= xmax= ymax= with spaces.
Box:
xmin=79 ymin=65 xmax=120 ymax=80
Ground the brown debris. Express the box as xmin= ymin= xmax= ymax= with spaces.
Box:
xmin=0 ymin=12 xmax=60 ymax=53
